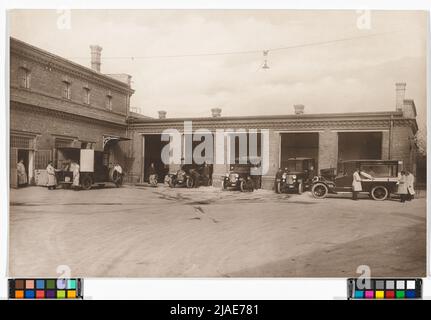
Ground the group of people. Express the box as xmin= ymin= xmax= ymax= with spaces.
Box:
xmin=352 ymin=168 xmax=415 ymax=202
xmin=397 ymin=170 xmax=416 ymax=202
xmin=17 ymin=159 xmax=80 ymax=190
xmin=148 ymin=162 xmax=212 ymax=187
xmin=46 ymin=160 xmax=80 ymax=190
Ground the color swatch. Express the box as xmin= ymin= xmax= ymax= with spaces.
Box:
xmin=348 ymin=278 xmax=421 ymax=300
xmin=9 ymin=278 xmax=83 ymax=299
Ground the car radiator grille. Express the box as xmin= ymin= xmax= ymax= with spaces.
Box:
xmin=286 ymin=175 xmax=295 ymax=184
xmin=229 ymin=174 xmax=237 ymax=183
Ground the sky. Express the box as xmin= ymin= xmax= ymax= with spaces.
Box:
xmin=8 ymin=9 xmax=428 ymax=132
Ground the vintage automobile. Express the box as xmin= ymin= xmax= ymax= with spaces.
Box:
xmin=191 ymin=164 xmax=213 ymax=188
xmin=311 ymin=159 xmax=403 ymax=201
xmin=57 ymin=149 xmax=123 ymax=190
xmin=222 ymin=160 xmax=261 ymax=192
xmin=275 ymin=157 xmax=316 ymax=194
xmin=168 ymin=163 xmax=212 ymax=188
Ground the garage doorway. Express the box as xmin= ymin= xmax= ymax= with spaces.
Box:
xmin=280 ymin=133 xmax=319 ymax=170
xmin=338 ymin=132 xmax=382 ymax=162
xmin=10 ymin=134 xmax=36 ymax=188
xmin=143 ymin=134 xmax=170 ymax=182
xmin=183 ymin=133 xmax=214 ymax=181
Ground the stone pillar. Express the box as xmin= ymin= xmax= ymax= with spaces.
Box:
xmin=212 ymin=131 xmax=228 ymax=187
xmin=260 ymin=130 xmax=279 ymax=190
xmin=318 ymin=130 xmax=338 ymax=172
xmin=381 ymin=131 xmax=390 ymax=160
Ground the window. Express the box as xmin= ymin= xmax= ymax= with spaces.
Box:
xmin=19 ymin=67 xmax=31 ymax=89
xmin=361 ymin=164 xmax=398 ymax=178
xmin=62 ymin=81 xmax=71 ymax=99
xmin=83 ymin=87 xmax=90 ymax=104
xmin=106 ymin=91 xmax=112 ymax=110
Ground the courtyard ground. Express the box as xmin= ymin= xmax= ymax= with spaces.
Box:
xmin=8 ymin=185 xmax=426 ymax=277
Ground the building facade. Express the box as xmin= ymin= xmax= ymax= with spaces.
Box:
xmin=10 ymin=37 xmax=134 ymax=187
xmin=127 ymin=86 xmax=419 ymax=190
xmin=9 ymin=38 xmax=420 ymax=190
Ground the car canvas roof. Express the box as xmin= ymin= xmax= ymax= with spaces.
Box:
xmin=340 ymin=159 xmax=400 ymax=163
xmin=287 ymin=157 xmax=313 ymax=160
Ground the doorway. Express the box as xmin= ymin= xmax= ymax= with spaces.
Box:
xmin=280 ymin=133 xmax=319 ymax=170
xmin=338 ymin=132 xmax=382 ymax=162
xmin=17 ymin=149 xmax=29 ymax=187
xmin=143 ymin=134 xmax=170 ymax=182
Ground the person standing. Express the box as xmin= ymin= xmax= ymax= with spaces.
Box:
xmin=46 ymin=161 xmax=57 ymax=190
xmin=397 ymin=170 xmax=408 ymax=203
xmin=17 ymin=159 xmax=28 ymax=187
xmin=352 ymin=167 xmax=373 ymax=200
xmin=406 ymin=170 xmax=415 ymax=201
xmin=71 ymin=161 xmax=80 ymax=190
xmin=201 ymin=162 xmax=211 ymax=186
xmin=148 ymin=162 xmax=158 ymax=187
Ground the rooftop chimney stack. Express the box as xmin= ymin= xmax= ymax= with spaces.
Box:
xmin=294 ymin=104 xmax=305 ymax=115
xmin=211 ymin=108 xmax=222 ymax=118
xmin=90 ymin=45 xmax=103 ymax=73
xmin=158 ymin=110 xmax=167 ymax=119
xmin=395 ymin=82 xmax=406 ymax=112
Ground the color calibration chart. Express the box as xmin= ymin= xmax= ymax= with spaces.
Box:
xmin=348 ymin=278 xmax=422 ymax=299
xmin=8 ymin=278 xmax=83 ymax=299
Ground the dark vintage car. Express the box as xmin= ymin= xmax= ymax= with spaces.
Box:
xmin=168 ymin=163 xmax=212 ymax=188
xmin=311 ymin=159 xmax=403 ymax=201
xmin=275 ymin=157 xmax=316 ymax=194
xmin=222 ymin=161 xmax=261 ymax=192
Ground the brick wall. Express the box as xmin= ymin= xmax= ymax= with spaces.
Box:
xmin=11 ymin=102 xmax=126 ymax=151
xmin=10 ymin=50 xmax=130 ymax=117
xmin=391 ymin=125 xmax=416 ymax=172
xmin=381 ymin=131 xmax=390 ymax=160
xmin=318 ymin=130 xmax=338 ymax=172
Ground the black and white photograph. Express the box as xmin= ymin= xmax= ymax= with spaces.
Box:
xmin=7 ymin=9 xmax=427 ymax=278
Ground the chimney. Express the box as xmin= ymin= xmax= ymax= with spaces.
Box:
xmin=90 ymin=45 xmax=103 ymax=72
xmin=294 ymin=104 xmax=305 ymax=115
xmin=395 ymin=82 xmax=406 ymax=112
xmin=158 ymin=110 xmax=167 ymax=119
xmin=211 ymin=108 xmax=222 ymax=118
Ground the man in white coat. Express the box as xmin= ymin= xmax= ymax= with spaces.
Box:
xmin=406 ymin=170 xmax=415 ymax=201
xmin=352 ymin=167 xmax=373 ymax=200
xmin=17 ymin=159 xmax=28 ymax=187
xmin=397 ymin=171 xmax=408 ymax=202
xmin=46 ymin=161 xmax=57 ymax=190
xmin=71 ymin=161 xmax=80 ymax=190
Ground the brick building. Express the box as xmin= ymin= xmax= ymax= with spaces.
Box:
xmin=127 ymin=85 xmax=419 ymax=190
xmin=9 ymin=37 xmax=134 ymax=187
xmin=9 ymin=38 xmax=420 ymax=190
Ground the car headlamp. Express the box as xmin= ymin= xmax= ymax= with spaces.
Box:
xmin=282 ymin=173 xmax=287 ymax=179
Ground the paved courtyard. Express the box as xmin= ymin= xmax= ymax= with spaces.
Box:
xmin=8 ymin=185 xmax=426 ymax=277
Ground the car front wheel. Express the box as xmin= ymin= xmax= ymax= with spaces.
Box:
xmin=311 ymin=183 xmax=328 ymax=199
xmin=81 ymin=175 xmax=92 ymax=190
xmin=371 ymin=185 xmax=388 ymax=201
xmin=298 ymin=182 xmax=303 ymax=194
xmin=221 ymin=179 xmax=227 ymax=190
xmin=186 ymin=177 xmax=194 ymax=188
xmin=240 ymin=180 xmax=253 ymax=192
xmin=276 ymin=182 xmax=282 ymax=194
xmin=169 ymin=178 xmax=175 ymax=188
